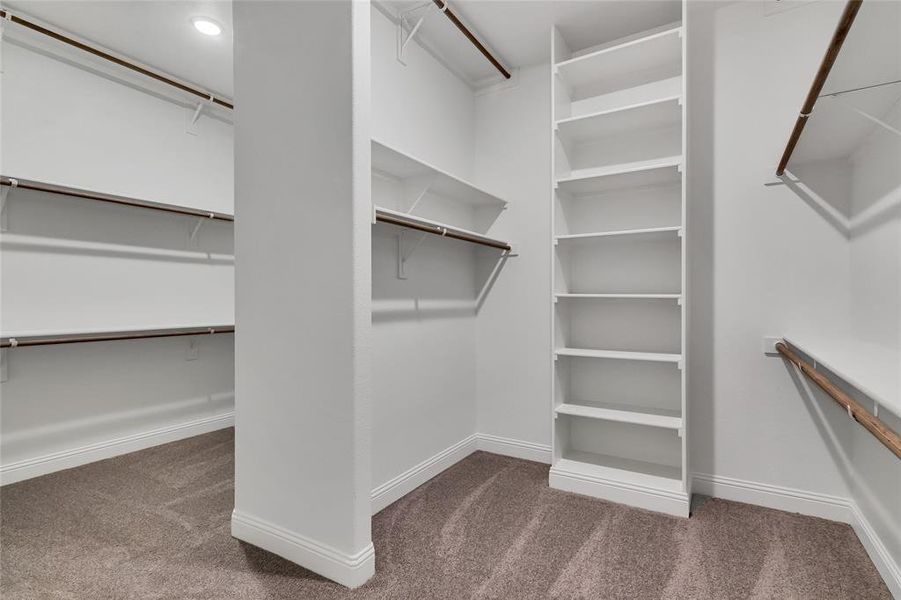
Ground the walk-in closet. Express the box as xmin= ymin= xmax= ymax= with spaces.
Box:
xmin=0 ymin=1 xmax=899 ymax=598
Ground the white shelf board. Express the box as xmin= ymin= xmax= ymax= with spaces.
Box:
xmin=556 ymin=156 xmax=682 ymax=196
xmin=556 ymin=96 xmax=681 ymax=146
xmin=555 ymin=293 xmax=681 ymax=300
xmin=556 ymin=402 xmax=682 ymax=429
xmin=555 ymin=348 xmax=682 ymax=363
xmin=371 ymin=139 xmax=507 ymax=209
xmin=554 ymin=453 xmax=682 ymax=493
xmin=783 ymin=334 xmax=900 ymax=419
xmin=555 ymin=225 xmax=680 ymax=243
xmin=556 ymin=26 xmax=682 ymax=92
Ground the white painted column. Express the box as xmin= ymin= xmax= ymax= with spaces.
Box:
xmin=231 ymin=0 xmax=373 ymax=588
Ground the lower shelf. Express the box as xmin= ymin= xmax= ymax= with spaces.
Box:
xmin=550 ymin=453 xmax=688 ymax=517
xmin=555 ymin=402 xmax=682 ymax=430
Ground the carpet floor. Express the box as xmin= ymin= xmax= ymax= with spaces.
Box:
xmin=0 ymin=428 xmax=890 ymax=599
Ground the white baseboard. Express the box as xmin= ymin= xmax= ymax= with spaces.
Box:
xmin=694 ymin=472 xmax=899 ymax=598
xmin=691 ymin=472 xmax=854 ymax=523
xmin=231 ymin=509 xmax=374 ymax=589
xmin=850 ymin=502 xmax=901 ymax=599
xmin=550 ymin=463 xmax=690 ymax=518
xmin=370 ymin=434 xmax=478 ymax=514
xmin=475 ymin=433 xmax=552 ymax=464
xmin=0 ymin=410 xmax=235 ymax=486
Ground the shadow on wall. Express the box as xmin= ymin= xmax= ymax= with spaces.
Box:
xmin=2 ymin=188 xmax=235 ymax=258
xmin=786 ymin=360 xmax=901 ymax=556
xmin=371 ymin=224 xmax=509 ymax=322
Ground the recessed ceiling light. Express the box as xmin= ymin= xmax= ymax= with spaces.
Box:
xmin=192 ymin=17 xmax=222 ymax=37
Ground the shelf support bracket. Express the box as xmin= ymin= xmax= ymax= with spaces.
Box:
xmin=397 ymin=1 xmax=444 ymax=65
xmin=403 ymin=174 xmax=435 ymax=214
xmin=397 ymin=230 xmax=429 ymax=279
xmin=1 ymin=178 xmax=17 ymax=232
xmin=186 ymin=94 xmax=214 ymax=135
xmin=188 ymin=213 xmax=215 ymax=245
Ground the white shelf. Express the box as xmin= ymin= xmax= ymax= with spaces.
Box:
xmin=556 ymin=26 xmax=682 ymax=93
xmin=555 ymin=293 xmax=680 ymax=300
xmin=553 ymin=453 xmax=682 ymax=493
xmin=556 ymin=402 xmax=682 ymax=429
xmin=371 ymin=139 xmax=507 ymax=209
xmin=783 ymin=334 xmax=900 ymax=419
xmin=556 ymin=156 xmax=682 ymax=196
xmin=556 ymin=96 xmax=681 ymax=146
xmin=555 ymin=225 xmax=680 ymax=243
xmin=555 ymin=348 xmax=682 ymax=363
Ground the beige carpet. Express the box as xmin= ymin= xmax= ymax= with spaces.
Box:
xmin=0 ymin=428 xmax=890 ymax=599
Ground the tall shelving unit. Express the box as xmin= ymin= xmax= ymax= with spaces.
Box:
xmin=549 ymin=8 xmax=689 ymax=517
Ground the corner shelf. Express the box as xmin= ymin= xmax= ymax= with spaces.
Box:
xmin=555 ymin=402 xmax=682 ymax=429
xmin=371 ymin=139 xmax=507 ymax=209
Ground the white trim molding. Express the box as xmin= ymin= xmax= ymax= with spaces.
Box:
xmin=231 ymin=509 xmax=375 ymax=589
xmin=550 ymin=464 xmax=690 ymax=518
xmin=691 ymin=472 xmax=853 ymax=523
xmin=370 ymin=434 xmax=478 ymax=514
xmin=0 ymin=410 xmax=235 ymax=486
xmin=850 ymin=503 xmax=901 ymax=600
xmin=694 ymin=472 xmax=899 ymax=597
xmin=475 ymin=433 xmax=552 ymax=464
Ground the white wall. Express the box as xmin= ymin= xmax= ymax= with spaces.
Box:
xmin=0 ymin=24 xmax=234 ymax=482
xmin=689 ymin=0 xmax=900 ymax=591
xmin=232 ymin=0 xmax=373 ymax=588
xmin=472 ymin=64 xmax=552 ymax=454
xmin=369 ymin=6 xmax=482 ymax=491
xmin=686 ymin=0 xmax=852 ymax=494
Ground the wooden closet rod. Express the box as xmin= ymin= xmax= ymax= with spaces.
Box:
xmin=0 ymin=9 xmax=234 ymax=110
xmin=376 ymin=212 xmax=511 ymax=251
xmin=431 ymin=0 xmax=511 ymax=80
xmin=0 ymin=177 xmax=235 ymax=222
xmin=776 ymin=341 xmax=901 ymax=459
xmin=1 ymin=326 xmax=235 ymax=349
xmin=775 ymin=0 xmax=862 ymax=176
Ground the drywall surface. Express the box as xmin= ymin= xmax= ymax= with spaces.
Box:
xmin=687 ymin=0 xmax=852 ymax=496
xmin=0 ymin=30 xmax=234 ymax=481
xmin=369 ymin=6 xmax=480 ymax=491
xmin=233 ymin=0 xmax=373 ymax=585
xmin=472 ymin=64 xmax=552 ymax=451
xmin=371 ymin=8 xmax=474 ymax=178
xmin=689 ymin=0 xmax=900 ymax=588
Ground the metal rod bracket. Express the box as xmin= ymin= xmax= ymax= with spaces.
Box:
xmin=1 ymin=177 xmax=17 ymax=232
xmin=397 ymin=2 xmax=437 ymax=65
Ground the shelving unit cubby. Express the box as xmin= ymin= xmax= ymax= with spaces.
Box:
xmin=549 ymin=7 xmax=689 ymax=518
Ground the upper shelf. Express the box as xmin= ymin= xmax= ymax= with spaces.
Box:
xmin=555 ymin=226 xmax=681 ymax=244
xmin=556 ymin=97 xmax=682 ymax=147
xmin=556 ymin=26 xmax=682 ymax=94
xmin=783 ymin=334 xmax=900 ymax=419
xmin=371 ymin=139 xmax=507 ymax=209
